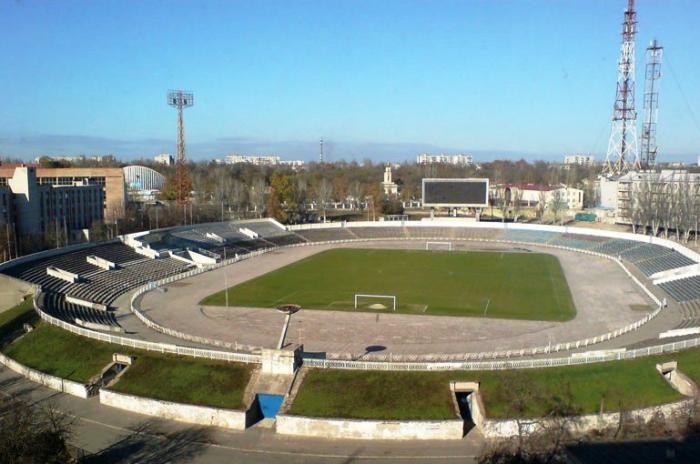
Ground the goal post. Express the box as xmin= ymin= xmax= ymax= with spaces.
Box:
xmin=425 ymin=241 xmax=453 ymax=251
xmin=354 ymin=293 xmax=397 ymax=311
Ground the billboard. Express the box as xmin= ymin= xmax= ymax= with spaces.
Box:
xmin=422 ymin=178 xmax=489 ymax=208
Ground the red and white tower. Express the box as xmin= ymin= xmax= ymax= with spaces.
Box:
xmin=603 ymin=0 xmax=639 ymax=175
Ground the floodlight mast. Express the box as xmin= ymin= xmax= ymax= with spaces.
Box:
xmin=167 ymin=90 xmax=194 ymax=205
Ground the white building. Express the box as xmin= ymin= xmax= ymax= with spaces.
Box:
xmin=504 ymin=184 xmax=584 ymax=211
xmin=381 ymin=166 xmax=398 ymax=197
xmin=154 ymin=154 xmax=174 ymax=166
xmin=34 ymin=155 xmax=116 ymax=164
xmin=615 ymin=169 xmax=700 ymax=224
xmin=416 ymin=154 xmax=473 ymax=166
xmin=564 ymin=154 xmax=596 ymax=166
xmin=223 ymin=154 xmax=305 ymax=168
xmin=123 ymin=165 xmax=166 ymax=203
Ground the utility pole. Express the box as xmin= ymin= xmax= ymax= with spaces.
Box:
xmin=603 ymin=0 xmax=639 ymax=175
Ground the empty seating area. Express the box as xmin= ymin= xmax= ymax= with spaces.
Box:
xmin=3 ymin=242 xmax=144 ymax=291
xmin=62 ymin=257 xmax=192 ymax=305
xmin=499 ymin=229 xmax=560 ymax=244
xmin=619 ymin=243 xmax=670 ymax=263
xmin=240 ymin=220 xmax=288 ymax=237
xmin=41 ymin=292 xmax=120 ymax=329
xmin=548 ymin=234 xmax=603 ymax=250
xmin=590 ymin=239 xmax=641 ymax=257
xmin=635 ymin=252 xmax=696 ymax=277
xmin=659 ymin=276 xmax=700 ymax=303
xmin=264 ymin=234 xmax=306 ymax=247
xmin=295 ymin=228 xmax=357 ymax=242
xmin=348 ymin=227 xmax=405 ymax=239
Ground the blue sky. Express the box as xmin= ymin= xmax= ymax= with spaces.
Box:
xmin=1 ymin=0 xmax=699 ymax=162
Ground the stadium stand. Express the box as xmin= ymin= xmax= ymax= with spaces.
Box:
xmin=500 ymin=229 xmax=560 ymax=244
xmin=40 ymin=292 xmax=121 ymax=329
xmin=295 ymin=228 xmax=357 ymax=242
xmin=3 ymin=243 xmax=144 ymax=291
xmin=619 ymin=243 xmax=670 ymax=263
xmin=659 ymin=275 xmax=700 ymax=303
xmin=62 ymin=257 xmax=192 ymax=305
xmin=635 ymin=252 xmax=696 ymax=277
xmin=590 ymin=239 xmax=642 ymax=257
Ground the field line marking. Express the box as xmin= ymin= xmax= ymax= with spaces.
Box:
xmin=483 ymin=299 xmax=490 ymax=315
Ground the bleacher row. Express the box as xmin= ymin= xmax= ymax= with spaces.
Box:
xmin=40 ymin=292 xmax=119 ymax=329
xmin=3 ymin=242 xmax=144 ymax=292
xmin=1 ymin=220 xmax=305 ymax=332
xmin=61 ymin=257 xmax=192 ymax=306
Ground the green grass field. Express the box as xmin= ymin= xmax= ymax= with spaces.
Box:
xmin=3 ymin=323 xmax=252 ymax=408
xmin=202 ymin=248 xmax=576 ymax=321
xmin=289 ymin=353 xmax=685 ymax=420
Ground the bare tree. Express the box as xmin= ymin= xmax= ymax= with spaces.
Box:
xmin=314 ymin=178 xmax=333 ymax=222
xmin=537 ymin=190 xmax=547 ymax=222
xmin=511 ymin=188 xmax=523 ymax=223
xmin=249 ymin=177 xmax=267 ymax=218
xmin=548 ymin=189 xmax=566 ymax=225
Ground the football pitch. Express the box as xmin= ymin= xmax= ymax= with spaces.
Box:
xmin=201 ymin=248 xmax=576 ymax=321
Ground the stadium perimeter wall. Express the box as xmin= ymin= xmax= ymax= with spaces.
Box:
xmin=99 ymin=389 xmax=250 ymax=430
xmin=275 ymin=415 xmax=464 ymax=440
xmin=0 ymin=351 xmax=90 ymax=398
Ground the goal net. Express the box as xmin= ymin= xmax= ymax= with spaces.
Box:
xmin=354 ymin=294 xmax=397 ymax=311
xmin=425 ymin=241 xmax=453 ymax=251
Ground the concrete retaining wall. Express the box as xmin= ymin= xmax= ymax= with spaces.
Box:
xmin=479 ymin=399 xmax=694 ymax=439
xmin=0 ymin=352 xmax=90 ymax=398
xmin=99 ymin=389 xmax=248 ymax=430
xmin=276 ymin=414 xmax=464 ymax=440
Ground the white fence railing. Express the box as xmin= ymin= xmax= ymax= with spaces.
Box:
xmin=33 ymin=292 xmax=261 ymax=364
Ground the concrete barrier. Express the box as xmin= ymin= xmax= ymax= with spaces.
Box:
xmin=99 ymin=389 xmax=249 ymax=430
xmin=479 ymin=399 xmax=694 ymax=439
xmin=0 ymin=352 xmax=90 ymax=398
xmin=65 ymin=295 xmax=108 ymax=311
xmin=276 ymin=414 xmax=464 ymax=440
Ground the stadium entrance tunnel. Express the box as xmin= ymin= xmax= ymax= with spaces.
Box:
xmin=451 ymin=381 xmax=479 ymax=437
xmin=256 ymin=394 xmax=285 ymax=419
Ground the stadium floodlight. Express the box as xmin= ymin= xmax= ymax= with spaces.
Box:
xmin=425 ymin=241 xmax=453 ymax=251
xmin=354 ymin=294 xmax=397 ymax=311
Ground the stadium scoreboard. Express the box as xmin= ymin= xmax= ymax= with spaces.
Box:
xmin=422 ymin=178 xmax=489 ymax=208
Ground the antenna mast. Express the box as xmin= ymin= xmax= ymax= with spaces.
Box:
xmin=319 ymin=138 xmax=324 ymax=163
xmin=640 ymin=39 xmax=663 ymax=169
xmin=167 ymin=90 xmax=194 ymax=204
xmin=603 ymin=0 xmax=639 ymax=175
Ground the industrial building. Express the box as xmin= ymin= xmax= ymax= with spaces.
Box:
xmin=0 ymin=165 xmax=126 ymax=226
xmin=0 ymin=166 xmax=105 ymax=237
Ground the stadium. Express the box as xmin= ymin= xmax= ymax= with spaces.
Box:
xmin=2 ymin=213 xmax=700 ymax=447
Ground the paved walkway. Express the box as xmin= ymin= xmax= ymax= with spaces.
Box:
xmin=136 ymin=241 xmax=654 ymax=357
xmin=0 ymin=366 xmax=484 ymax=463
xmin=0 ymin=274 xmax=33 ymax=312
